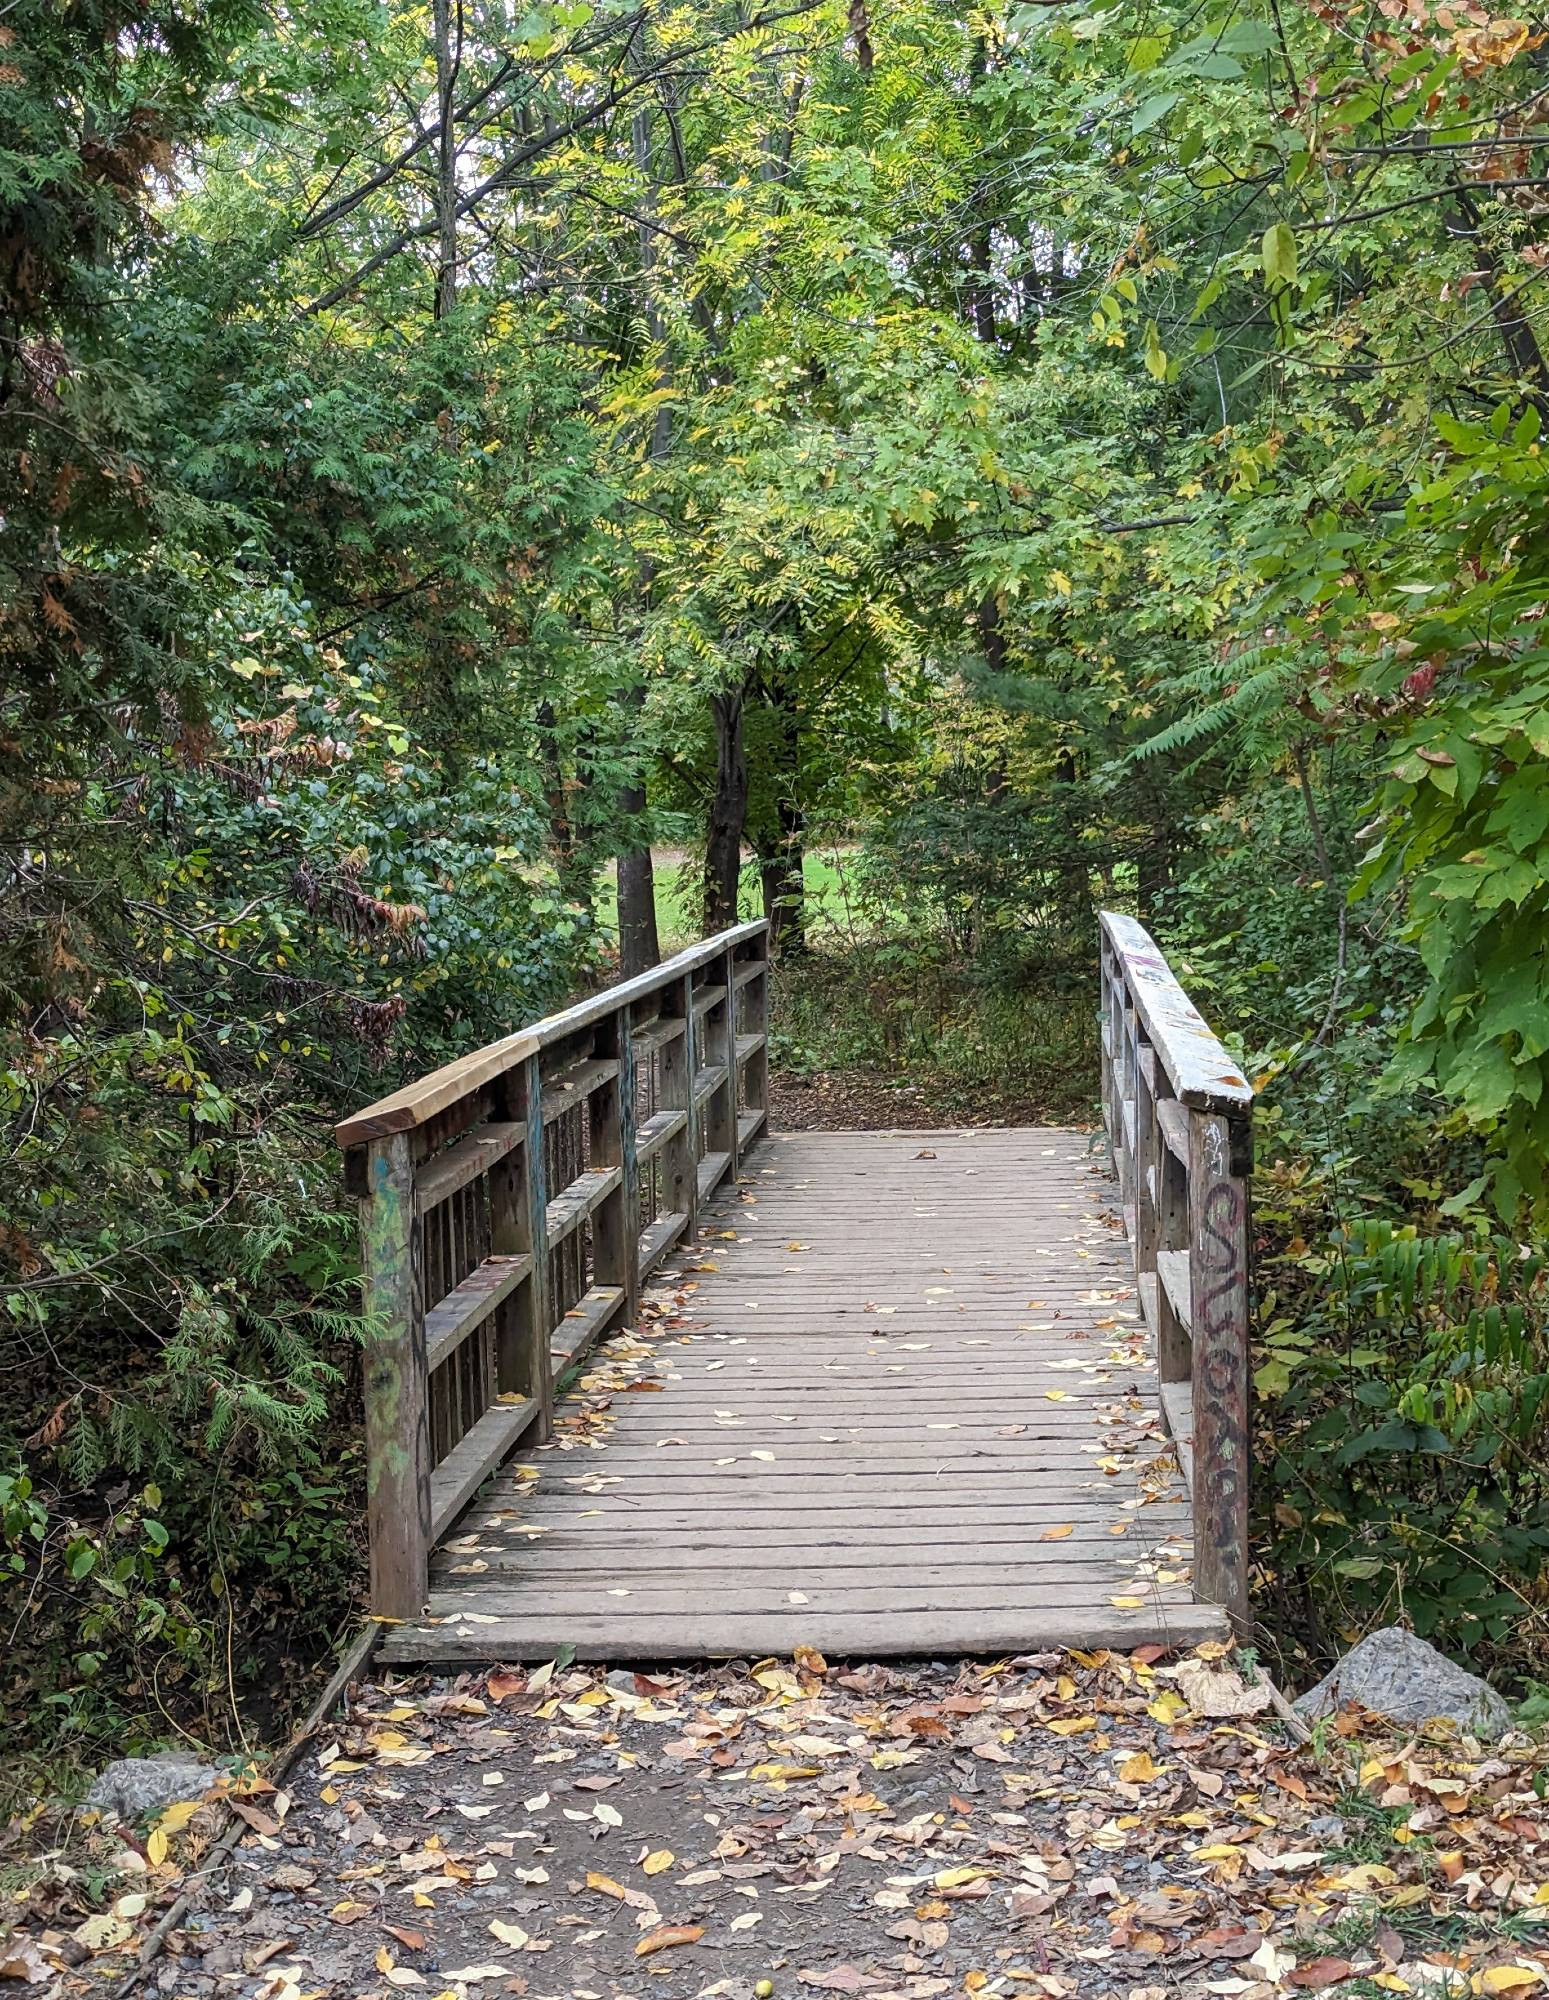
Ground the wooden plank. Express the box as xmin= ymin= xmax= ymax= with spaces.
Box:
xmin=429 ymin=1396 xmax=540 ymax=1539
xmin=551 ymin=1284 xmax=626 ymax=1377
xmin=691 ymin=1062 xmax=728 ymax=1104
xmin=1098 ymin=911 xmax=1252 ymax=1115
xmin=415 ymin=1123 xmax=524 ymax=1215
xmin=544 ymin=1165 xmax=622 ymax=1249
xmin=336 ymin=919 xmax=768 ymax=1146
xmin=378 ymin=1602 xmax=1229 ymax=1663
xmin=1157 ymin=1097 xmax=1190 ymax=1162
xmin=734 ymin=1033 xmax=766 ymax=1065
xmin=631 ymin=1015 xmax=685 ymax=1057
xmin=691 ymin=983 xmax=728 ymax=1018
xmin=637 ymin=1108 xmax=687 ymax=1161
xmin=697 ymin=1150 xmax=731 ymax=1203
xmin=732 ymin=961 xmax=766 ymax=991
xmin=424 ymin=1254 xmax=534 ymax=1374
xmin=737 ymin=1108 xmax=767 ymax=1151
xmin=638 ymin=1210 xmax=688 ymax=1278
xmin=540 ymin=1055 xmax=617 ymax=1123
xmin=359 ymin=1133 xmax=431 ymax=1620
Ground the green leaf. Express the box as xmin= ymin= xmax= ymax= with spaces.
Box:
xmin=1261 ymin=221 xmax=1298 ymax=286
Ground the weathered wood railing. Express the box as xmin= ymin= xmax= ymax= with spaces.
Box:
xmin=337 ymin=919 xmax=772 ymax=1618
xmin=1098 ymin=911 xmax=1254 ymax=1624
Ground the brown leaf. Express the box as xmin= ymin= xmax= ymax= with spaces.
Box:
xmin=383 ymin=1927 xmax=427 ymax=1952
xmin=634 ymin=1925 xmax=704 ymax=1958
xmin=1288 ymin=1959 xmax=1354 ymax=1989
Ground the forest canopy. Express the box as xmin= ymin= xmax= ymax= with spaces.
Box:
xmin=7 ymin=0 xmax=1549 ymax=1763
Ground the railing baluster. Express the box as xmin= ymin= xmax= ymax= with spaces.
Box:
xmin=591 ymin=1001 xmax=641 ymax=1326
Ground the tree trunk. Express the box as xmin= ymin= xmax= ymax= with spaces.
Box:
xmin=760 ymin=673 xmax=806 ymax=953
xmin=433 ymin=0 xmax=459 ymax=319
xmin=537 ymin=701 xmax=593 ymax=916
xmin=704 ymin=688 xmax=748 ymax=931
xmin=610 ymin=39 xmax=670 ymax=975
xmin=616 ymin=685 xmax=660 ymax=975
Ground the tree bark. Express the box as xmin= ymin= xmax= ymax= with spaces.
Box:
xmin=759 ymin=672 xmax=806 ymax=952
xmin=704 ymin=687 xmax=748 ymax=931
xmin=611 ymin=40 xmax=670 ymax=975
xmin=616 ymin=684 xmax=661 ymax=975
xmin=433 ymin=0 xmax=460 ymax=319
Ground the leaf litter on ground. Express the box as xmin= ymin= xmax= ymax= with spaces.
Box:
xmin=13 ymin=1644 xmax=1549 ymax=2000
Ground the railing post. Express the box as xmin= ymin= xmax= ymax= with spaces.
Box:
xmin=705 ymin=957 xmax=736 ymax=1178
xmin=359 ymin=1132 xmax=431 ymax=1620
xmin=720 ymin=944 xmax=742 ymax=1182
xmin=513 ymin=1053 xmax=553 ymax=1439
xmin=591 ymin=1001 xmax=642 ymax=1326
xmin=1188 ymin=1106 xmax=1252 ymax=1624
xmin=493 ymin=1057 xmax=553 ymax=1440
xmin=663 ymin=971 xmax=699 ymax=1238
xmin=745 ymin=933 xmax=770 ymax=1127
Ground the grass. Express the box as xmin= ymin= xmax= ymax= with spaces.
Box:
xmin=588 ymin=845 xmax=1098 ymax=1125
xmin=591 ymin=847 xmax=875 ymax=955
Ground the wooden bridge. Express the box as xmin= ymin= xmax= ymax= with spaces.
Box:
xmin=337 ymin=914 xmax=1254 ymax=1661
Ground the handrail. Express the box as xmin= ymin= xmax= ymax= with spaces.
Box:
xmin=337 ymin=920 xmax=772 ymax=1619
xmin=1098 ymin=910 xmax=1253 ymax=1624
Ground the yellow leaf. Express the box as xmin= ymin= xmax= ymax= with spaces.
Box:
xmin=154 ymin=1799 xmax=204 ymax=1837
xmin=1049 ymin=569 xmax=1073 ymax=596
xmin=1044 ymin=1389 xmax=1069 ymax=1401
xmin=1119 ymin=1752 xmax=1158 ymax=1784
xmin=489 ymin=1921 xmax=531 ymax=1949
xmin=934 ymin=1866 xmax=992 ymax=1889
xmin=1331 ymin=1864 xmax=1397 ymax=1892
xmin=1110 ymin=1595 xmax=1145 ymax=1609
xmin=1047 ymin=1717 xmax=1097 ymax=1736
xmin=1147 ymin=1693 xmax=1187 ymax=1724
xmin=585 ymin=1873 xmax=630 ymax=1901
xmin=1040 ymin=1524 xmax=1074 ymax=1541
xmin=1480 ymin=1969 xmax=1543 ymax=1995
xmin=643 ymin=1851 xmax=674 ymax=1876
xmin=145 ymin=1827 xmax=168 ymax=1868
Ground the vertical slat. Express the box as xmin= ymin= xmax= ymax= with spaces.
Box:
xmin=1135 ymin=1038 xmax=1159 ymax=1279
xmin=1156 ymin=1115 xmax=1191 ymax=1384
xmin=1187 ymin=1107 xmax=1252 ymax=1624
xmin=358 ymin=1133 xmax=431 ymax=1620
xmin=591 ymin=1001 xmax=641 ymax=1326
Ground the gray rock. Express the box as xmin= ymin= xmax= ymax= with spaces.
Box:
xmin=1295 ymin=1626 xmax=1511 ymax=1740
xmin=87 ymin=1751 xmax=220 ymax=1823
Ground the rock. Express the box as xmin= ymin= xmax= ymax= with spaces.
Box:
xmin=87 ymin=1751 xmax=220 ymax=1824
xmin=1294 ymin=1627 xmax=1511 ymax=1740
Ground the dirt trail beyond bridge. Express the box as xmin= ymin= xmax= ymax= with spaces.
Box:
xmin=128 ymin=1647 xmax=1549 ymax=2000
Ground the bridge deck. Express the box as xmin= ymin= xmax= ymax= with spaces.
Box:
xmin=377 ymin=1128 xmax=1228 ymax=1661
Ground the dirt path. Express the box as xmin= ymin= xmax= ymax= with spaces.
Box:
xmin=91 ymin=1647 xmax=1549 ymax=2000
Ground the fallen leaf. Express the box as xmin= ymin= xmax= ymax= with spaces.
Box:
xmin=634 ymin=1925 xmax=705 ymax=1957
